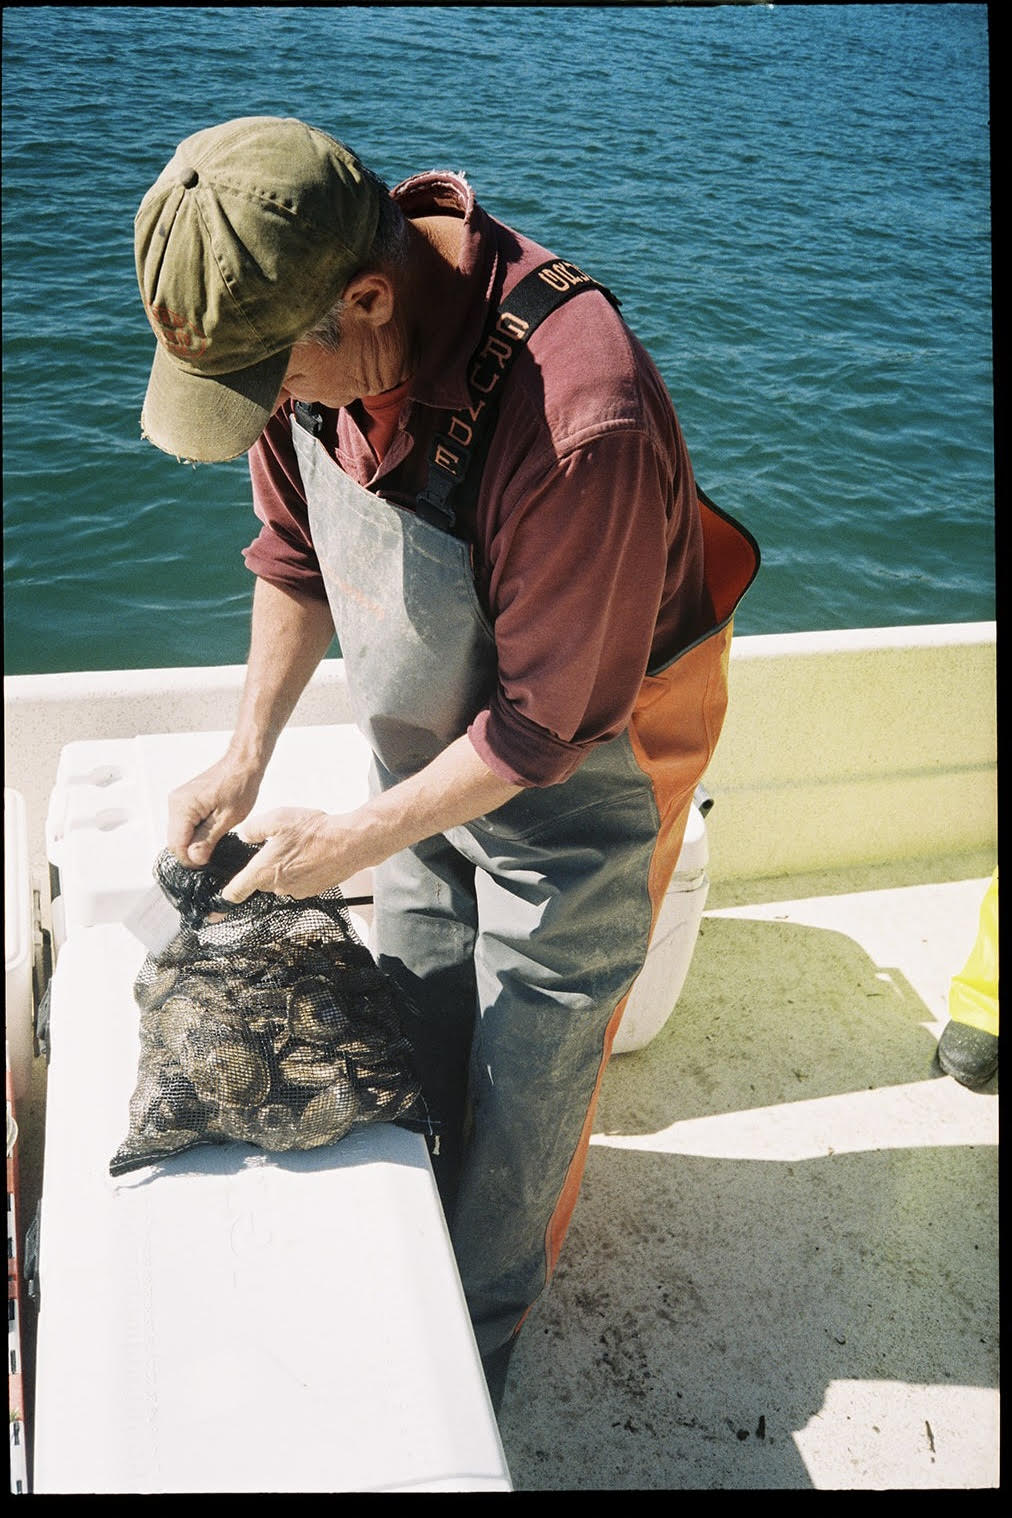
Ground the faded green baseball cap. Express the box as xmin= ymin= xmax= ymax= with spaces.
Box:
xmin=136 ymin=116 xmax=380 ymax=462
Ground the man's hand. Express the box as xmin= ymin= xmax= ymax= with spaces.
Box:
xmin=218 ymin=808 xmax=362 ymax=903
xmin=167 ymin=757 xmax=266 ymax=867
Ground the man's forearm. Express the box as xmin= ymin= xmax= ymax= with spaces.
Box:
xmin=350 ymin=734 xmax=524 ymax=865
xmin=165 ymin=581 xmax=335 ymax=864
xmin=228 ymin=578 xmax=336 ymax=770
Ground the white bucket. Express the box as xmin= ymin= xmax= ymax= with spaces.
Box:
xmin=612 ymin=801 xmax=709 ymax=1054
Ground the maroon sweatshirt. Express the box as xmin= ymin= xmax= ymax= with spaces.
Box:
xmin=244 ymin=171 xmax=709 ymax=788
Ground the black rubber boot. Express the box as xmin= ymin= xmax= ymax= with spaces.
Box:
xmin=936 ymin=1019 xmax=999 ymax=1089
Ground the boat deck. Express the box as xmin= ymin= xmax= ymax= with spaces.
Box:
xmin=496 ymin=851 xmax=998 ymax=1490
xmin=5 ymin=633 xmax=997 ymax=1489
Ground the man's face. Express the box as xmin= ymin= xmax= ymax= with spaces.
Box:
xmin=278 ymin=273 xmax=410 ymax=409
xmin=278 ymin=339 xmax=360 ymax=410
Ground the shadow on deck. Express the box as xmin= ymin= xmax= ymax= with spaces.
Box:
xmin=497 ymin=852 xmax=998 ymax=1490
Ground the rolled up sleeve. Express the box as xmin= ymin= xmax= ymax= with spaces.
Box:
xmin=467 ymin=698 xmax=589 ymax=787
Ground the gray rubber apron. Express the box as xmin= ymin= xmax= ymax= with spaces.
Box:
xmin=291 ymin=414 xmax=726 ymax=1355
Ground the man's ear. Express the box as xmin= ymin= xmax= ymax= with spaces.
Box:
xmin=340 ymin=270 xmax=396 ymax=325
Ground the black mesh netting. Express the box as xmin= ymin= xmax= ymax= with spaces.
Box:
xmin=110 ymin=833 xmax=426 ymax=1176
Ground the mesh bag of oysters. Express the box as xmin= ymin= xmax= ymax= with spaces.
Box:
xmin=110 ymin=833 xmax=426 ymax=1176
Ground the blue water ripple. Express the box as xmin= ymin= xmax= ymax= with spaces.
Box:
xmin=1 ymin=3 xmax=993 ymax=674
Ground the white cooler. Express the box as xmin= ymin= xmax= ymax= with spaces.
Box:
xmin=5 ymin=788 xmax=35 ymax=1102
xmin=33 ymin=725 xmax=512 ymax=1493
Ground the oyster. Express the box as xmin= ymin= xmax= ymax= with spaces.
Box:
xmin=300 ymin=1083 xmax=358 ymax=1146
xmin=182 ymin=1039 xmax=271 ymax=1108
xmin=278 ymin=1046 xmax=349 ymax=1092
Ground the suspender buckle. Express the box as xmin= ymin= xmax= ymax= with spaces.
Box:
xmin=414 ymin=471 xmax=458 ymax=532
xmin=293 ymin=400 xmax=324 ymax=437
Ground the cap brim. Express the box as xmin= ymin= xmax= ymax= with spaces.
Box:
xmin=140 ymin=343 xmax=291 ymax=462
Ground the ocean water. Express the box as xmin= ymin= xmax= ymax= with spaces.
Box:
xmin=2 ymin=4 xmax=994 ymax=676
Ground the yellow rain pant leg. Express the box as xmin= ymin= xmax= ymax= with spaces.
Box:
xmin=949 ymin=870 xmax=999 ymax=1038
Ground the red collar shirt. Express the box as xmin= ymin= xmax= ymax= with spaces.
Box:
xmin=245 ymin=172 xmax=708 ymax=789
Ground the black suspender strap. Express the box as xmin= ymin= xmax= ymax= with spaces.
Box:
xmin=414 ymin=258 xmax=621 ymax=532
